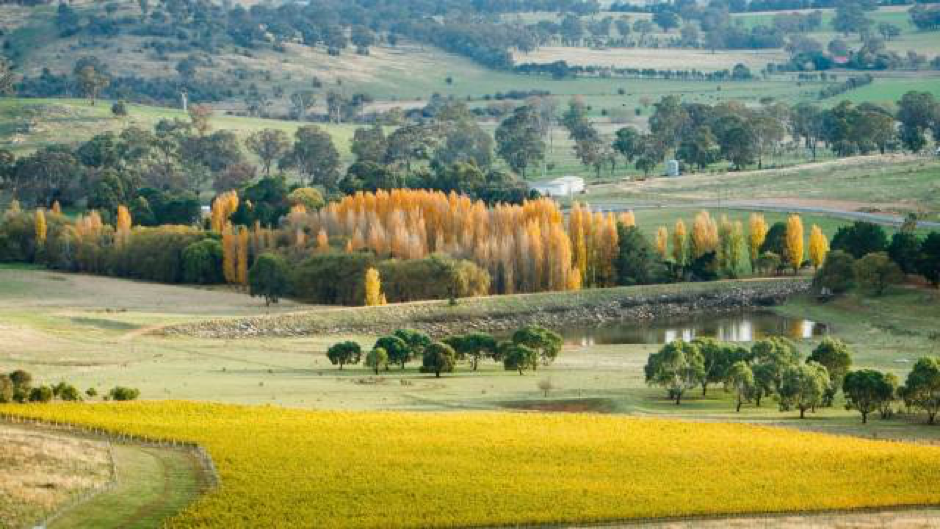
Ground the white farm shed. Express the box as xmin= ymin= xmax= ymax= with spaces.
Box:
xmin=529 ymin=176 xmax=585 ymax=197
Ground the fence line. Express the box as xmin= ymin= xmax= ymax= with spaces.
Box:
xmin=1 ymin=413 xmax=220 ymax=528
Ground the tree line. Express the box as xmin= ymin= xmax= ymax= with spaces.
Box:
xmin=646 ymin=334 xmax=940 ymax=425
xmin=325 ymin=325 xmax=563 ymax=377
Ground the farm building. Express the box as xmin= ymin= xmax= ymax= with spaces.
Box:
xmin=530 ymin=176 xmax=585 ymax=197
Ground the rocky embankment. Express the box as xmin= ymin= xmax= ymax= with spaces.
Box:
xmin=162 ymin=278 xmax=811 ymax=339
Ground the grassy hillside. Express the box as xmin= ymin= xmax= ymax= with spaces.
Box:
xmin=0 ymin=97 xmax=361 ymax=158
xmin=584 ymin=155 xmax=940 ymax=218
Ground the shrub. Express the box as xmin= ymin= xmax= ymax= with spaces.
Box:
xmin=111 ymin=226 xmax=208 ymax=283
xmin=53 ymin=382 xmax=81 ymax=401
xmin=854 ymin=252 xmax=903 ymax=295
xmin=378 ymin=254 xmax=490 ymax=303
xmin=292 ymin=251 xmax=374 ymax=305
xmin=182 ymin=238 xmax=224 ymax=284
xmin=28 ymin=385 xmax=54 ymax=403
xmin=111 ymin=100 xmax=128 ymax=116
xmin=0 ymin=375 xmax=13 ymax=403
xmin=108 ymin=386 xmax=141 ymax=401
xmin=813 ymin=250 xmax=855 ymax=294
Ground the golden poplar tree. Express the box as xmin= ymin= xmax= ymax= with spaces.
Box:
xmin=34 ymin=209 xmax=47 ymax=247
xmin=748 ymin=213 xmax=769 ymax=265
xmin=222 ymin=224 xmax=237 ymax=283
xmin=237 ymin=226 xmax=249 ymax=286
xmin=691 ymin=211 xmax=718 ymax=258
xmin=116 ymin=205 xmax=132 ymax=247
xmin=618 ymin=211 xmax=636 ymax=228
xmin=655 ymin=226 xmax=668 ymax=259
xmin=671 ymin=219 xmax=688 ymax=266
xmin=316 ymin=229 xmax=329 ymax=253
xmin=364 ymin=267 xmax=384 ymax=306
xmin=211 ymin=191 xmax=240 ymax=232
xmin=785 ymin=214 xmax=804 ymax=273
xmin=808 ymin=225 xmax=829 ymax=270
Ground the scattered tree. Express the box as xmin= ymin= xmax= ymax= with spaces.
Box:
xmin=327 ymin=341 xmax=362 ymax=370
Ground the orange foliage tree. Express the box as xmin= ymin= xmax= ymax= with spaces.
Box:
xmin=287 ymin=189 xmax=580 ymax=295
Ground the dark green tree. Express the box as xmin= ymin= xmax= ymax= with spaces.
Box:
xmin=808 ymin=337 xmax=852 ymax=406
xmin=615 ymin=225 xmax=664 ymax=286
xmin=843 ymin=369 xmax=892 ymax=423
xmin=644 ymin=340 xmax=705 ymax=405
xmin=501 ymin=342 xmax=538 ymax=375
xmin=904 ymin=357 xmax=940 ymax=424
xmin=249 ymin=253 xmax=291 ymax=306
xmin=420 ymin=342 xmax=456 ymax=377
xmin=495 ymin=106 xmax=545 ymax=178
xmin=512 ymin=325 xmax=562 ymax=370
xmin=375 ymin=335 xmax=410 ymax=370
xmin=326 ymin=341 xmax=362 ymax=370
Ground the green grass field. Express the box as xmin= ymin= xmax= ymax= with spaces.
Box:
xmin=582 ymin=155 xmax=940 ymax=219
xmin=2 ymin=264 xmax=939 ymax=443
xmin=49 ymin=443 xmax=205 ymax=529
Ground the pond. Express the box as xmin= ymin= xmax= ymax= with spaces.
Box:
xmin=555 ymin=311 xmax=828 ymax=346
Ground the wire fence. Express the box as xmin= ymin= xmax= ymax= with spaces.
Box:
xmin=1 ymin=413 xmax=219 ymax=529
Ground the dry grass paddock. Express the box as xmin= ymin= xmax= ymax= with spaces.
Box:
xmin=0 ymin=424 xmax=112 ymax=529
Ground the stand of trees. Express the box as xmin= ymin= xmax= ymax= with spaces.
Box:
xmin=645 ymin=334 xmax=940 ymax=425
xmin=325 ymin=325 xmax=562 ymax=377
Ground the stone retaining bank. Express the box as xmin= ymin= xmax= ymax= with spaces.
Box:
xmin=163 ymin=278 xmax=811 ymax=339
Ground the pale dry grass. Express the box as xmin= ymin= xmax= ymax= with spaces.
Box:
xmin=576 ymin=508 xmax=940 ymax=528
xmin=0 ymin=424 xmax=111 ymax=529
xmin=514 ymin=47 xmax=788 ymax=72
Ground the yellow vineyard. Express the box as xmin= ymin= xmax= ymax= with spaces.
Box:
xmin=4 ymin=402 xmax=940 ymax=528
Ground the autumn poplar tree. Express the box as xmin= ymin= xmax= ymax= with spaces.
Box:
xmin=237 ymin=226 xmax=249 ymax=286
xmin=748 ymin=213 xmax=768 ymax=266
xmin=808 ymin=224 xmax=829 ymax=270
xmin=655 ymin=226 xmax=668 ymax=259
xmin=222 ymin=223 xmax=237 ymax=284
xmin=115 ymin=205 xmax=132 ymax=247
xmin=785 ymin=214 xmax=804 ymax=273
xmin=34 ymin=208 xmax=47 ymax=248
xmin=691 ymin=211 xmax=718 ymax=259
xmin=316 ymin=229 xmax=329 ymax=253
xmin=671 ymin=219 xmax=688 ymax=266
xmin=211 ymin=191 xmax=239 ymax=232
xmin=364 ymin=267 xmax=384 ymax=306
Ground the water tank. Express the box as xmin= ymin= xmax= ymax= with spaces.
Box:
xmin=666 ymin=159 xmax=680 ymax=177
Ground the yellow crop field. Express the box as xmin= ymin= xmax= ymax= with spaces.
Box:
xmin=4 ymin=402 xmax=940 ymax=528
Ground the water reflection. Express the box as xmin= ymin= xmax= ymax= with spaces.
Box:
xmin=559 ymin=311 xmax=828 ymax=346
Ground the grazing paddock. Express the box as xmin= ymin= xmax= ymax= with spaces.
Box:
xmin=514 ymin=47 xmax=789 ymax=71
xmin=0 ymin=424 xmax=112 ymax=528
xmin=4 ymin=402 xmax=940 ymax=529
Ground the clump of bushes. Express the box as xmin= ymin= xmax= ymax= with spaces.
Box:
xmin=107 ymin=386 xmax=141 ymax=401
xmin=0 ymin=369 xmax=139 ymax=404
